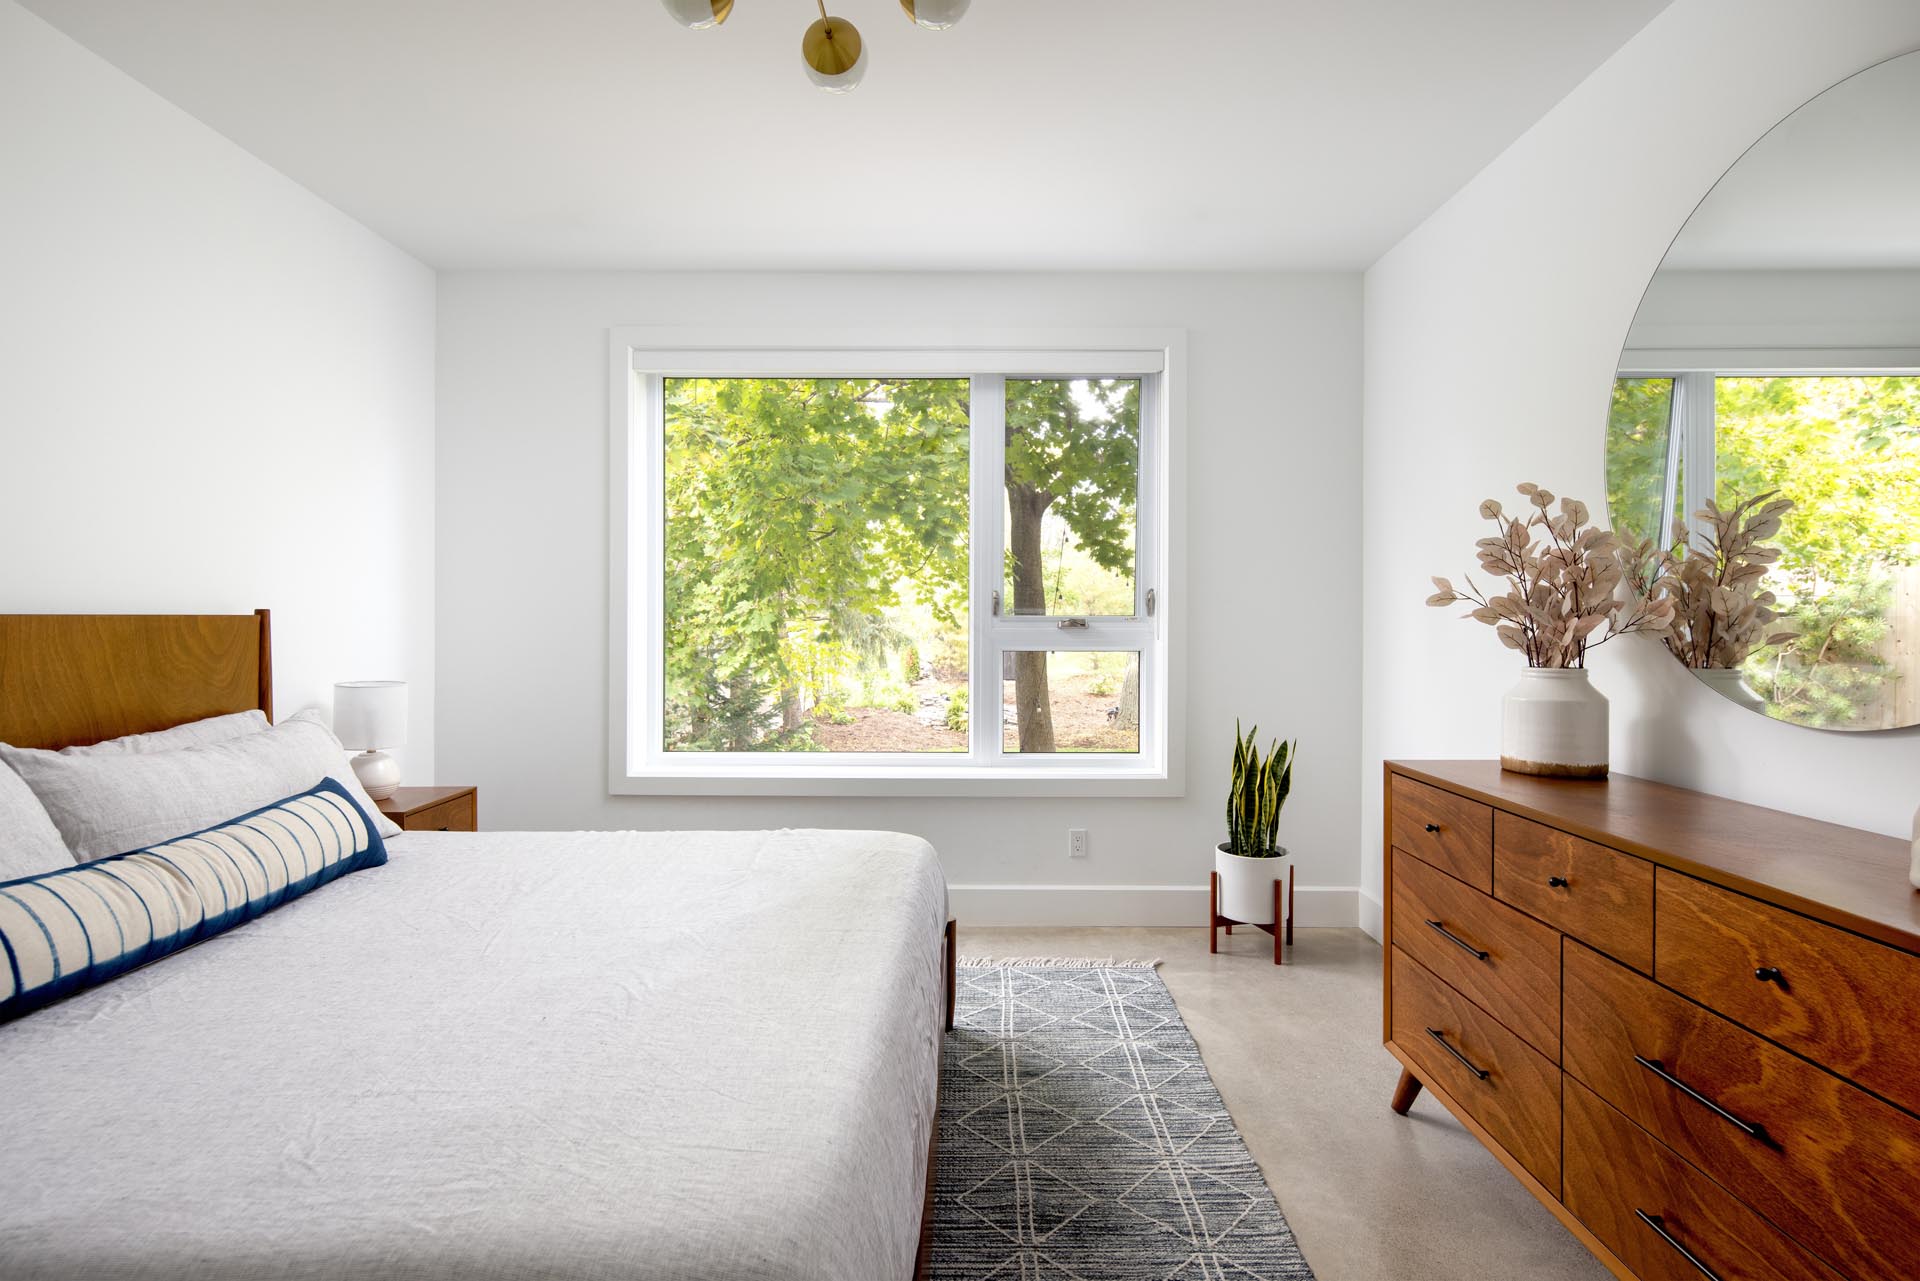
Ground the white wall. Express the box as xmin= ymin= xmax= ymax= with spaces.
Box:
xmin=1359 ymin=0 xmax=1920 ymax=936
xmin=435 ymin=271 xmax=1362 ymax=925
xmin=1624 ymin=267 xmax=1920 ymax=361
xmin=0 ymin=1 xmax=438 ymax=774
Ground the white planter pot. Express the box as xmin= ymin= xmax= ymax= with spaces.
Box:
xmin=1501 ymin=668 xmax=1609 ymax=779
xmin=1695 ymin=666 xmax=1767 ymax=714
xmin=1214 ymin=843 xmax=1289 ymax=926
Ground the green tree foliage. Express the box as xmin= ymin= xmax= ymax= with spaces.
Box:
xmin=1714 ymin=376 xmax=1920 ymax=727
xmin=663 ymin=377 xmax=968 ymax=750
xmin=663 ymin=375 xmax=1142 ymax=754
xmin=1746 ymin=573 xmax=1892 ymax=728
xmin=1604 ymin=378 xmax=1678 ymax=548
xmin=1003 ymin=379 xmax=1139 ymax=752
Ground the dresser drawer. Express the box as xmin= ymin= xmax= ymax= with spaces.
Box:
xmin=1390 ymin=947 xmax=1560 ymax=1191
xmin=1563 ymin=939 xmax=1920 ymax=1281
xmin=1655 ymin=868 xmax=1920 ymax=1117
xmin=1494 ymin=812 xmax=1653 ymax=972
xmin=1564 ymin=1078 xmax=1842 ymax=1281
xmin=1390 ymin=774 xmax=1492 ymax=892
xmin=1392 ymin=851 xmax=1560 ymax=1058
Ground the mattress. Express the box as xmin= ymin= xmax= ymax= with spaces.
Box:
xmin=0 ymin=828 xmax=947 ymax=1281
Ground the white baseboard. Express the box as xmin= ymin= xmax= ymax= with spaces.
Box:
xmin=948 ymin=883 xmax=1362 ymax=928
xmin=1357 ymin=890 xmax=1383 ymax=943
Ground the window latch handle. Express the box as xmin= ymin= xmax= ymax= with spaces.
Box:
xmin=991 ymin=591 xmax=1000 ymax=617
xmin=1056 ymin=618 xmax=1089 ymax=629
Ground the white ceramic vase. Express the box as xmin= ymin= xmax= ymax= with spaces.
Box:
xmin=1501 ymin=668 xmax=1609 ymax=779
xmin=1214 ymin=842 xmax=1289 ymax=926
xmin=1910 ymin=802 xmax=1919 ymax=892
xmin=1695 ymin=666 xmax=1767 ymax=714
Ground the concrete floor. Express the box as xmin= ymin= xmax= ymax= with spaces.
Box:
xmin=963 ymin=925 xmax=1611 ymax=1281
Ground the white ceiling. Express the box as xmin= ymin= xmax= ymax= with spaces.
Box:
xmin=1662 ymin=48 xmax=1920 ymax=271
xmin=22 ymin=0 xmax=1671 ymax=271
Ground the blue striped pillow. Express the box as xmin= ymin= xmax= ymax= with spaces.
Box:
xmin=0 ymin=777 xmax=386 ymax=1022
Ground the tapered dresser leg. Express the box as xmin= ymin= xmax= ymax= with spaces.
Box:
xmin=1390 ymin=1068 xmax=1423 ymax=1115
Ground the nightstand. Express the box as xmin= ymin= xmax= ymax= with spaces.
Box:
xmin=376 ymin=786 xmax=478 ymax=832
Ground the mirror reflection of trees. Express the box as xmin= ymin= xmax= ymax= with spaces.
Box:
xmin=1607 ymin=374 xmax=1920 ymax=728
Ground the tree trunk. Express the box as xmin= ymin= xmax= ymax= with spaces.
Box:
xmin=1116 ymin=655 xmax=1140 ymax=731
xmin=1007 ymin=480 xmax=1056 ymax=752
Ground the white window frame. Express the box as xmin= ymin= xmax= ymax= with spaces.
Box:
xmin=607 ymin=326 xmax=1187 ymax=797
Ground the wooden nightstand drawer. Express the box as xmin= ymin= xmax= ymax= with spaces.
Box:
xmin=1390 ymin=773 xmax=1493 ymax=892
xmin=1392 ymin=850 xmax=1560 ymax=1059
xmin=1495 ymin=812 xmax=1653 ymax=972
xmin=1655 ymin=868 xmax=1920 ymax=1115
xmin=377 ymin=786 xmax=477 ymax=832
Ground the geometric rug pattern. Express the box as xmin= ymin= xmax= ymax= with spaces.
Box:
xmin=932 ymin=962 xmax=1317 ymax=1280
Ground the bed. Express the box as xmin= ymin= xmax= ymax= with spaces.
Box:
xmin=0 ymin=612 xmax=950 ymax=1281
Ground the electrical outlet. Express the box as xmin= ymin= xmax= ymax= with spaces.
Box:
xmin=1069 ymin=828 xmax=1088 ymax=859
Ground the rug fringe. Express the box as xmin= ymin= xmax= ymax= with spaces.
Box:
xmin=957 ymin=955 xmax=1162 ymax=969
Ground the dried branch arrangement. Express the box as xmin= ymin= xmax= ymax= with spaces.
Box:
xmin=1427 ymin=483 xmax=1676 ymax=668
xmin=1619 ymin=491 xmax=1796 ymax=669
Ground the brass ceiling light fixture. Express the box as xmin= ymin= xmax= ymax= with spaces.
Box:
xmin=661 ymin=0 xmax=969 ymax=92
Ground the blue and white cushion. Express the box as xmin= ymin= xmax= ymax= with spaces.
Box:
xmin=0 ymin=778 xmax=386 ymax=1022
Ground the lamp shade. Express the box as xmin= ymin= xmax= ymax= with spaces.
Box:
xmin=333 ymin=681 xmax=407 ymax=751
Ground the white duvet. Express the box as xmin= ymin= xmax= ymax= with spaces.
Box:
xmin=0 ymin=828 xmax=947 ymax=1281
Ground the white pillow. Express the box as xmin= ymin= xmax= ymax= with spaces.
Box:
xmin=58 ymin=709 xmax=270 ymax=757
xmin=1 ymin=709 xmax=401 ymax=862
xmin=0 ymin=762 xmax=71 ymax=882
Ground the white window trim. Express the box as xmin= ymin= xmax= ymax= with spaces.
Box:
xmin=606 ymin=326 xmax=1188 ymax=798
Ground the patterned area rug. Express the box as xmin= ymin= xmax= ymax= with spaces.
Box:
xmin=933 ymin=959 xmax=1316 ymax=1280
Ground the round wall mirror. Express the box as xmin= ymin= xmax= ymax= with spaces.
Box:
xmin=1606 ymin=50 xmax=1920 ymax=731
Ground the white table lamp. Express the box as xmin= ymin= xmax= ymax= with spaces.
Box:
xmin=334 ymin=681 xmax=407 ymax=800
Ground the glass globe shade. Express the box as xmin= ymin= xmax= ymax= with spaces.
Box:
xmin=802 ymin=17 xmax=867 ymax=93
xmin=661 ymin=0 xmax=731 ymax=29
xmin=900 ymin=0 xmax=970 ymax=29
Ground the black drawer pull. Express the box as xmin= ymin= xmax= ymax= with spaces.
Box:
xmin=1423 ymin=822 xmax=1442 ymax=833
xmin=1547 ymin=875 xmax=1569 ymax=888
xmin=1634 ymin=1056 xmax=1770 ymax=1143
xmin=1424 ymin=919 xmax=1489 ymax=960
xmin=1754 ymin=966 xmax=1785 ymax=986
xmin=1634 ymin=1210 xmax=1724 ymax=1281
xmin=1424 ymin=1027 xmax=1489 ymax=1080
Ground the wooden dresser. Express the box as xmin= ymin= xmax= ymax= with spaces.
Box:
xmin=1383 ymin=761 xmax=1920 ymax=1281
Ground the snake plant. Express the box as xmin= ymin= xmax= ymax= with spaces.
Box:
xmin=1226 ymin=721 xmax=1295 ymax=857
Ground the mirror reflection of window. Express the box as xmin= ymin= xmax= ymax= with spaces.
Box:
xmin=1606 ymin=373 xmax=1920 ymax=729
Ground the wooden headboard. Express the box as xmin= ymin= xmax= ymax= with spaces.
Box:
xmin=0 ymin=611 xmax=272 ymax=750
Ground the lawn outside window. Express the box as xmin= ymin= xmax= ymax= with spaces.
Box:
xmin=608 ymin=328 xmax=1185 ymax=796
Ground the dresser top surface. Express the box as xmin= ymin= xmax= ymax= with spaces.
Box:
xmin=1389 ymin=760 xmax=1920 ymax=954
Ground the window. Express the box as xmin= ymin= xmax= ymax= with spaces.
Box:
xmin=1607 ymin=369 xmax=1920 ymax=729
xmin=610 ymin=331 xmax=1182 ymax=795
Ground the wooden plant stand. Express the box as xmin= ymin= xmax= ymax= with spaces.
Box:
xmin=1209 ymin=866 xmax=1295 ymax=964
